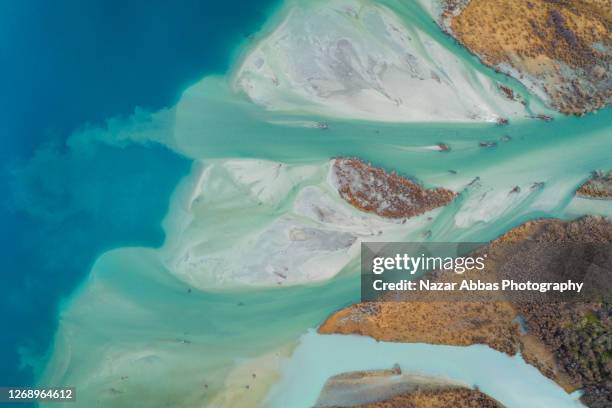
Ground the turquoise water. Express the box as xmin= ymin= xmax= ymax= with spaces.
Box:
xmin=37 ymin=94 xmax=611 ymax=406
xmin=12 ymin=0 xmax=611 ymax=407
xmin=267 ymin=331 xmax=585 ymax=407
xmin=1 ymin=0 xmax=279 ymax=393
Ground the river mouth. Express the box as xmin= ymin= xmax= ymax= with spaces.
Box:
xmin=34 ymin=0 xmax=611 ymax=407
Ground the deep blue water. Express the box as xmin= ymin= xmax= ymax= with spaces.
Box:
xmin=0 ymin=0 xmax=279 ymax=391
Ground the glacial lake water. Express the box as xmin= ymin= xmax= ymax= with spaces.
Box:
xmin=16 ymin=0 xmax=612 ymax=407
xmin=38 ymin=61 xmax=611 ymax=408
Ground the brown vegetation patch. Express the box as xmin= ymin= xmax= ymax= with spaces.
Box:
xmin=442 ymin=0 xmax=611 ymax=115
xmin=316 ymin=368 xmax=504 ymax=408
xmin=319 ymin=216 xmax=612 ymax=407
xmin=576 ymin=170 xmax=612 ymax=199
xmin=332 ymin=158 xmax=457 ymax=219
xmin=329 ymin=388 xmax=504 ymax=408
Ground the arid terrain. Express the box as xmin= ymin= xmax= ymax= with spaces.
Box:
xmin=320 ymin=216 xmax=612 ymax=407
xmin=326 ymin=388 xmax=503 ymax=408
xmin=577 ymin=170 xmax=612 ymax=198
xmin=332 ymin=158 xmax=457 ymax=219
xmin=315 ymin=368 xmax=504 ymax=408
xmin=437 ymin=0 xmax=611 ymax=115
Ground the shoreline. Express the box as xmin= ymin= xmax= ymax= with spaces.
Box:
xmin=319 ymin=216 xmax=612 ymax=405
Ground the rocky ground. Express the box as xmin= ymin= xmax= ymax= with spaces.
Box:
xmin=325 ymin=388 xmax=503 ymax=408
xmin=331 ymin=158 xmax=457 ymax=219
xmin=320 ymin=216 xmax=612 ymax=407
xmin=315 ymin=368 xmax=504 ymax=408
xmin=436 ymin=0 xmax=611 ymax=115
xmin=577 ymin=170 xmax=612 ymax=199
